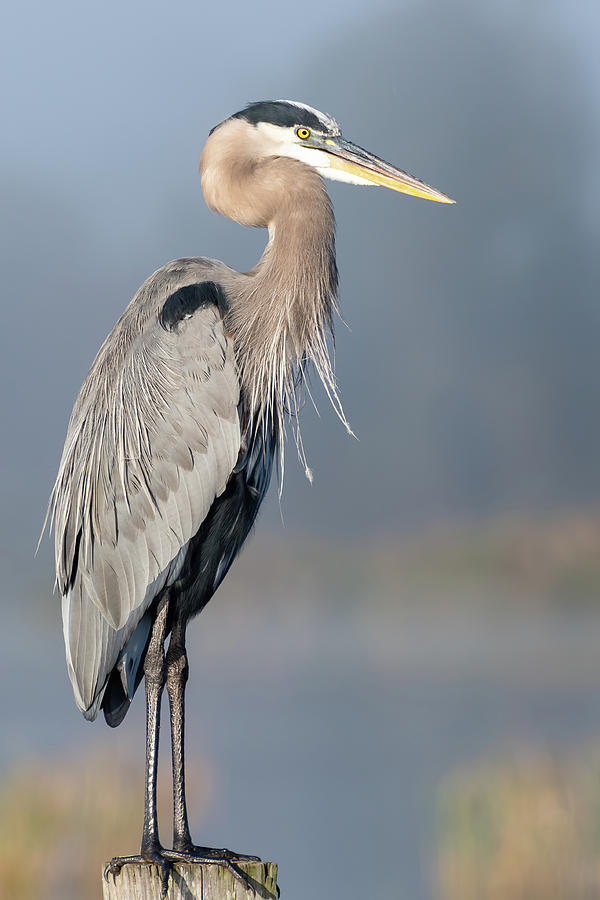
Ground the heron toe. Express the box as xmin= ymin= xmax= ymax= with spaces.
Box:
xmin=172 ymin=840 xmax=261 ymax=861
xmin=162 ymin=848 xmax=259 ymax=892
xmin=105 ymin=851 xmax=171 ymax=898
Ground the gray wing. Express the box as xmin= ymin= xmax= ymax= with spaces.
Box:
xmin=49 ymin=269 xmax=240 ymax=716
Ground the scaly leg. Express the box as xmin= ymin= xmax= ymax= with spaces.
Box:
xmin=165 ymin=614 xmax=260 ymax=866
xmin=105 ymin=593 xmax=171 ymax=895
xmin=105 ymin=598 xmax=263 ymax=898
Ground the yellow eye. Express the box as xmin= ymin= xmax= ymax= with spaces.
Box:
xmin=296 ymin=127 xmax=311 ymax=140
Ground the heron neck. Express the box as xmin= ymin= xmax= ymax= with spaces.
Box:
xmin=225 ymin=173 xmax=340 ymax=441
xmin=259 ymin=185 xmax=337 ymax=316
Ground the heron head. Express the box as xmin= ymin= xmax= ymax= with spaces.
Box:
xmin=204 ymin=99 xmax=454 ymax=205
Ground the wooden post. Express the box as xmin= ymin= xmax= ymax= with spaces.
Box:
xmin=102 ymin=860 xmax=278 ymax=899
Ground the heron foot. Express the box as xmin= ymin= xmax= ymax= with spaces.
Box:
xmin=167 ymin=845 xmax=280 ymax=897
xmin=164 ymin=848 xmax=262 ymax=894
xmin=172 ymin=840 xmax=261 ymax=861
xmin=104 ymin=850 xmax=170 ymax=897
xmin=104 ymin=847 xmax=266 ymax=898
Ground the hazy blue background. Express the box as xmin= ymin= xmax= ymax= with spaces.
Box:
xmin=3 ymin=0 xmax=600 ymax=898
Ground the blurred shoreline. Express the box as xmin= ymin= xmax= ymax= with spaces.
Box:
xmin=4 ymin=510 xmax=600 ymax=898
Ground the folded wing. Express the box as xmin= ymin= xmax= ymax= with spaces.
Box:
xmin=49 ymin=274 xmax=241 ymax=716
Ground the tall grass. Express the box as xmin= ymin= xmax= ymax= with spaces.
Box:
xmin=437 ymin=746 xmax=600 ymax=899
xmin=0 ymin=747 xmax=208 ymax=899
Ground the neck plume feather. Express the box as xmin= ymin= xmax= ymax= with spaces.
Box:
xmin=223 ymin=161 xmax=353 ymax=483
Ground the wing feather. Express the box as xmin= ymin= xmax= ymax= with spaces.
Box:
xmin=50 ymin=273 xmax=240 ymax=714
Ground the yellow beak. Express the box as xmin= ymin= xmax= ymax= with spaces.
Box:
xmin=325 ymin=137 xmax=454 ymax=204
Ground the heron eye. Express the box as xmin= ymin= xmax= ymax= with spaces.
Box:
xmin=296 ymin=128 xmax=311 ymax=140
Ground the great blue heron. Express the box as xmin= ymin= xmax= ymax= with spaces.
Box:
xmin=46 ymin=99 xmax=453 ymax=894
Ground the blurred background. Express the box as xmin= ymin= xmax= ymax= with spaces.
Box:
xmin=3 ymin=0 xmax=600 ymax=896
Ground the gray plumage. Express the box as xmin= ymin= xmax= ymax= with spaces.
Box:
xmin=50 ymin=258 xmax=240 ymax=715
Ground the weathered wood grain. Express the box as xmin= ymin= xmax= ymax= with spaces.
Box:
xmin=102 ymin=860 xmax=278 ymax=899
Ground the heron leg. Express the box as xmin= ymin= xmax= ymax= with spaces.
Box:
xmin=141 ymin=591 xmax=170 ymax=856
xmin=105 ymin=597 xmax=263 ymax=899
xmin=165 ymin=616 xmax=192 ymax=851
xmin=105 ymin=592 xmax=171 ymax=896
xmin=165 ymin=615 xmax=261 ymax=865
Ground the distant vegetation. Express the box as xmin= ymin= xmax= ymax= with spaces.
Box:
xmin=437 ymin=744 xmax=600 ymax=899
xmin=0 ymin=749 xmax=207 ymax=900
xmin=5 ymin=512 xmax=600 ymax=897
xmin=5 ymin=736 xmax=600 ymax=898
xmin=226 ymin=511 xmax=600 ymax=618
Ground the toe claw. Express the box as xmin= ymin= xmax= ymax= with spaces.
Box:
xmin=103 ymin=860 xmax=119 ymax=884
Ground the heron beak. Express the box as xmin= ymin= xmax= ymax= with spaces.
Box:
xmin=323 ymin=137 xmax=455 ymax=204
